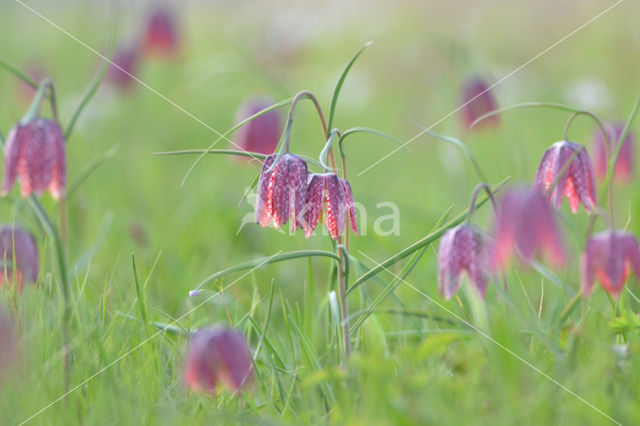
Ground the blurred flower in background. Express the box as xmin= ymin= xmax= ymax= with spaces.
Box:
xmin=106 ymin=46 xmax=140 ymax=91
xmin=143 ymin=6 xmax=180 ymax=58
xmin=233 ymin=97 xmax=282 ymax=156
xmin=184 ymin=326 xmax=254 ymax=395
xmin=0 ymin=225 xmax=38 ymax=292
xmin=459 ymin=75 xmax=499 ymax=130
xmin=592 ymin=121 xmax=635 ymax=182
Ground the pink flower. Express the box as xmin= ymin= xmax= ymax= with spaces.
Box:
xmin=0 ymin=225 xmax=38 ymax=292
xmin=256 ymin=154 xmax=308 ymax=231
xmin=2 ymin=118 xmax=66 ymax=200
xmin=302 ymin=173 xmax=358 ymax=240
xmin=592 ymin=121 xmax=635 ymax=181
xmin=582 ymin=231 xmax=640 ymax=297
xmin=438 ymin=224 xmax=491 ymax=299
xmin=492 ymin=187 xmax=566 ymax=270
xmin=233 ymin=97 xmax=282 ymax=156
xmin=184 ymin=326 xmax=254 ymax=394
xmin=459 ymin=76 xmax=499 ymax=129
xmin=143 ymin=8 xmax=180 ymax=57
xmin=533 ymin=141 xmax=597 ymax=213
xmin=106 ymin=47 xmax=139 ymax=90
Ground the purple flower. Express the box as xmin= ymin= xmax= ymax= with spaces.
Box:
xmin=459 ymin=76 xmax=499 ymax=129
xmin=592 ymin=121 xmax=635 ymax=181
xmin=303 ymin=173 xmax=346 ymax=240
xmin=106 ymin=47 xmax=140 ymax=90
xmin=143 ymin=8 xmax=180 ymax=57
xmin=2 ymin=118 xmax=66 ymax=200
xmin=234 ymin=97 xmax=282 ymax=156
xmin=0 ymin=225 xmax=38 ymax=292
xmin=533 ymin=141 xmax=597 ymax=213
xmin=184 ymin=326 xmax=254 ymax=394
xmin=256 ymin=154 xmax=308 ymax=231
xmin=492 ymin=188 xmax=566 ymax=270
xmin=438 ymin=224 xmax=491 ymax=299
xmin=582 ymin=231 xmax=640 ymax=297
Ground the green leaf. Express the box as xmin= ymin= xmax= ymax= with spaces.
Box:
xmin=326 ymin=41 xmax=373 ymax=133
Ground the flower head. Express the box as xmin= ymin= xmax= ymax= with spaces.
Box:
xmin=2 ymin=118 xmax=66 ymax=200
xmin=592 ymin=121 xmax=635 ymax=181
xmin=492 ymin=187 xmax=566 ymax=270
xmin=438 ymin=224 xmax=491 ymax=299
xmin=459 ymin=76 xmax=499 ymax=129
xmin=234 ymin=97 xmax=282 ymax=156
xmin=582 ymin=231 xmax=640 ymax=297
xmin=303 ymin=173 xmax=358 ymax=240
xmin=106 ymin=47 xmax=139 ymax=90
xmin=143 ymin=7 xmax=180 ymax=57
xmin=0 ymin=225 xmax=38 ymax=291
xmin=533 ymin=141 xmax=597 ymax=213
xmin=256 ymin=153 xmax=308 ymax=231
xmin=184 ymin=326 xmax=254 ymax=394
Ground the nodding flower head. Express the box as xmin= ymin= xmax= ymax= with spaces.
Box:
xmin=303 ymin=173 xmax=357 ymax=240
xmin=106 ymin=47 xmax=139 ymax=90
xmin=234 ymin=97 xmax=282 ymax=156
xmin=459 ymin=76 xmax=499 ymax=129
xmin=492 ymin=187 xmax=566 ymax=270
xmin=592 ymin=121 xmax=635 ymax=182
xmin=184 ymin=326 xmax=254 ymax=395
xmin=0 ymin=225 xmax=38 ymax=292
xmin=438 ymin=224 xmax=491 ymax=299
xmin=582 ymin=231 xmax=640 ymax=298
xmin=2 ymin=118 xmax=66 ymax=200
xmin=533 ymin=140 xmax=597 ymax=213
xmin=143 ymin=7 xmax=179 ymax=57
xmin=256 ymin=154 xmax=308 ymax=231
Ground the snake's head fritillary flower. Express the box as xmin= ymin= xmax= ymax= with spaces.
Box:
xmin=438 ymin=224 xmax=491 ymax=299
xmin=303 ymin=173 xmax=349 ymax=240
xmin=459 ymin=76 xmax=499 ymax=130
xmin=582 ymin=231 xmax=640 ymax=298
xmin=2 ymin=118 xmax=66 ymax=200
xmin=533 ymin=141 xmax=597 ymax=213
xmin=234 ymin=97 xmax=282 ymax=156
xmin=0 ymin=225 xmax=38 ymax=292
xmin=340 ymin=178 xmax=358 ymax=235
xmin=592 ymin=121 xmax=635 ymax=181
xmin=492 ymin=187 xmax=566 ymax=270
xmin=106 ymin=47 xmax=139 ymax=90
xmin=184 ymin=326 xmax=254 ymax=395
xmin=256 ymin=154 xmax=308 ymax=231
xmin=0 ymin=309 xmax=17 ymax=379
xmin=143 ymin=7 xmax=180 ymax=57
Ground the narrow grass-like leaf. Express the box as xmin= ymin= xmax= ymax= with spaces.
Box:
xmin=327 ymin=41 xmax=373 ymax=133
xmin=254 ymin=280 xmax=275 ymax=362
xmin=193 ymin=250 xmax=340 ymax=292
xmin=131 ymin=254 xmax=151 ymax=336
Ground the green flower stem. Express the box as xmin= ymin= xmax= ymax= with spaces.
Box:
xmin=466 ymin=183 xmax=497 ymax=225
xmin=22 ymin=78 xmax=58 ymax=124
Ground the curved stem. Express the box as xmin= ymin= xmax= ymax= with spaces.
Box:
xmin=319 ymin=129 xmax=341 ymax=172
xmin=466 ymin=183 xmax=497 ymax=225
xmin=22 ymin=79 xmax=58 ymax=124
xmin=282 ymin=91 xmax=328 ymax=153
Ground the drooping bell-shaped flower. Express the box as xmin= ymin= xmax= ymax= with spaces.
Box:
xmin=492 ymin=187 xmax=566 ymax=270
xmin=233 ymin=97 xmax=282 ymax=156
xmin=106 ymin=47 xmax=140 ymax=90
xmin=533 ymin=141 xmax=597 ymax=213
xmin=303 ymin=173 xmax=346 ymax=240
xmin=256 ymin=154 xmax=308 ymax=231
xmin=143 ymin=7 xmax=180 ymax=57
xmin=581 ymin=231 xmax=640 ymax=297
xmin=459 ymin=76 xmax=499 ymax=130
xmin=341 ymin=178 xmax=358 ymax=235
xmin=184 ymin=326 xmax=254 ymax=395
xmin=592 ymin=121 xmax=635 ymax=181
xmin=0 ymin=225 xmax=38 ymax=291
xmin=438 ymin=224 xmax=491 ymax=299
xmin=1 ymin=118 xmax=66 ymax=200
